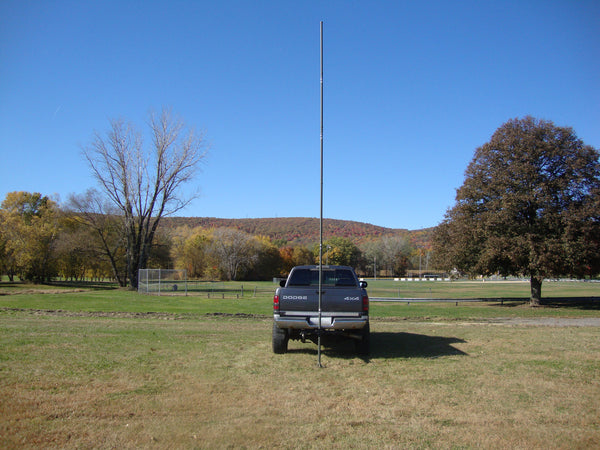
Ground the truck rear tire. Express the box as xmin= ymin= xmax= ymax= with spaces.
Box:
xmin=272 ymin=322 xmax=289 ymax=354
xmin=355 ymin=322 xmax=370 ymax=356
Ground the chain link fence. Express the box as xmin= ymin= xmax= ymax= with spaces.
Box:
xmin=138 ymin=269 xmax=188 ymax=295
xmin=138 ymin=269 xmax=276 ymax=297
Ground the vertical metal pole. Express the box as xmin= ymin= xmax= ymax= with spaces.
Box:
xmin=318 ymin=21 xmax=324 ymax=368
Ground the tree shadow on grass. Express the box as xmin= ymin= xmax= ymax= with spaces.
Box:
xmin=541 ymin=297 xmax=600 ymax=310
xmin=45 ymin=281 xmax=118 ymax=290
xmin=487 ymin=297 xmax=600 ymax=310
xmin=286 ymin=332 xmax=467 ymax=363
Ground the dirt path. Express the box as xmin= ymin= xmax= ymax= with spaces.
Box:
xmin=0 ymin=308 xmax=265 ymax=320
xmin=2 ymin=308 xmax=600 ymax=326
xmin=484 ymin=317 xmax=600 ymax=327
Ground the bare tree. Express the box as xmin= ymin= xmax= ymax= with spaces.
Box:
xmin=67 ymin=189 xmax=128 ymax=286
xmin=83 ymin=108 xmax=208 ymax=288
xmin=361 ymin=236 xmax=412 ymax=277
xmin=209 ymin=228 xmax=257 ymax=281
xmin=380 ymin=236 xmax=412 ymax=276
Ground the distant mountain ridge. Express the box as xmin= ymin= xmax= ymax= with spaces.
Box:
xmin=162 ymin=216 xmax=434 ymax=248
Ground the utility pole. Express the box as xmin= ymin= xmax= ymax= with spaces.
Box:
xmin=317 ymin=20 xmax=324 ymax=368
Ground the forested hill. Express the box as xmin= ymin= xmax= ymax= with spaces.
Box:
xmin=161 ymin=217 xmax=434 ymax=248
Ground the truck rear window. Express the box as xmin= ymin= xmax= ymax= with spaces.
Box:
xmin=287 ymin=268 xmax=357 ymax=287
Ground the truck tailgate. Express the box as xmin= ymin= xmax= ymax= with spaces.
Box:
xmin=278 ymin=287 xmax=364 ymax=313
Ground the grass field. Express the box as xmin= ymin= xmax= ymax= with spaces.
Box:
xmin=1 ymin=281 xmax=599 ymax=448
xmin=1 ymin=279 xmax=599 ymax=320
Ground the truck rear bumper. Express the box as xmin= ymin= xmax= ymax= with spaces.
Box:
xmin=274 ymin=314 xmax=368 ymax=330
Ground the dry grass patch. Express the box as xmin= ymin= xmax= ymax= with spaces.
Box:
xmin=1 ymin=312 xmax=599 ymax=448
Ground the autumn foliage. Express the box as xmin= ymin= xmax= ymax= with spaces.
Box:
xmin=433 ymin=117 xmax=600 ymax=305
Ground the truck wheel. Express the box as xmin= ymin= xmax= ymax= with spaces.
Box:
xmin=272 ymin=322 xmax=289 ymax=354
xmin=355 ymin=322 xmax=370 ymax=356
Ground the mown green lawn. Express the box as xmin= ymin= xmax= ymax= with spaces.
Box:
xmin=365 ymin=278 xmax=600 ymax=299
xmin=1 ymin=279 xmax=598 ymax=320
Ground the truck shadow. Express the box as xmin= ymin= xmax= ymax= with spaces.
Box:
xmin=286 ymin=332 xmax=467 ymax=362
xmin=369 ymin=332 xmax=467 ymax=359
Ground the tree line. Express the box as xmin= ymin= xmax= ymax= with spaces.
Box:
xmin=0 ymin=193 xmax=422 ymax=284
xmin=160 ymin=216 xmax=417 ymax=247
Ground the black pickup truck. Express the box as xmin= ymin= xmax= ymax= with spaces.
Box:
xmin=272 ymin=265 xmax=369 ymax=355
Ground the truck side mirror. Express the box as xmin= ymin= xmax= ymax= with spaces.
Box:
xmin=360 ymin=280 xmax=368 ymax=288
xmin=279 ymin=279 xmax=287 ymax=287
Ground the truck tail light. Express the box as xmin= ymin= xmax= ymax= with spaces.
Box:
xmin=273 ymin=294 xmax=280 ymax=312
xmin=362 ymin=295 xmax=369 ymax=313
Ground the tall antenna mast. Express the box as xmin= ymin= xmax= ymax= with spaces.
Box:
xmin=317 ymin=20 xmax=324 ymax=368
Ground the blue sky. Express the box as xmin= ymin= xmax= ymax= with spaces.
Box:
xmin=1 ymin=0 xmax=598 ymax=230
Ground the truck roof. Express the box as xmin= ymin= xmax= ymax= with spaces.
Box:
xmin=292 ymin=265 xmax=355 ymax=270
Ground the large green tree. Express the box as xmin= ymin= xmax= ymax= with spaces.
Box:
xmin=433 ymin=117 xmax=600 ymax=305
